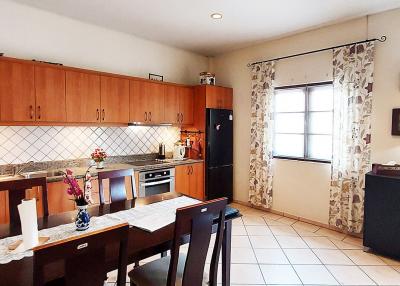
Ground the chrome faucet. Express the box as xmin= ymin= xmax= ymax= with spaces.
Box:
xmin=13 ymin=160 xmax=34 ymax=176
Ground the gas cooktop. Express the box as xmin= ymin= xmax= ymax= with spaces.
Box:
xmin=125 ymin=160 xmax=163 ymax=167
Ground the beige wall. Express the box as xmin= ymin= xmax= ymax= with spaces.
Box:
xmin=0 ymin=0 xmax=209 ymax=85
xmin=210 ymin=9 xmax=400 ymax=224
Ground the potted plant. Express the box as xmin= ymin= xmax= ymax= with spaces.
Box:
xmin=91 ymin=147 xmax=107 ymax=169
xmin=63 ymin=168 xmax=93 ymax=231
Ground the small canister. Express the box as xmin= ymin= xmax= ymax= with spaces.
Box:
xmin=199 ymin=72 xmax=216 ymax=85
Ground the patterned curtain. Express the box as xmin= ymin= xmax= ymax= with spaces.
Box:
xmin=329 ymin=42 xmax=375 ymax=234
xmin=249 ymin=62 xmax=275 ymax=209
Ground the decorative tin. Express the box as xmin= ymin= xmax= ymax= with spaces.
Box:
xmin=199 ymin=72 xmax=215 ymax=85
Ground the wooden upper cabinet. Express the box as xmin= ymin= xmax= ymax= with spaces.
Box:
xmin=205 ymin=86 xmax=233 ymax=110
xmin=164 ymin=85 xmax=180 ymax=124
xmin=66 ymin=71 xmax=101 ymax=123
xmin=129 ymin=80 xmax=164 ymax=123
xmin=35 ymin=66 xmax=66 ymax=122
xmin=180 ymin=86 xmax=194 ymax=125
xmin=100 ymin=76 xmax=129 ymax=123
xmin=0 ymin=60 xmax=35 ymax=121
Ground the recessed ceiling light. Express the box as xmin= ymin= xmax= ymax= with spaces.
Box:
xmin=210 ymin=13 xmax=223 ymax=20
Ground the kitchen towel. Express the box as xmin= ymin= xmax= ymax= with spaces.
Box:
xmin=17 ymin=199 xmax=39 ymax=250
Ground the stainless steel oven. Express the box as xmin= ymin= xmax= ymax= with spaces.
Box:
xmin=138 ymin=168 xmax=175 ymax=197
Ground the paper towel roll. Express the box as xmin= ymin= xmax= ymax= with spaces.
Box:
xmin=17 ymin=199 xmax=39 ymax=250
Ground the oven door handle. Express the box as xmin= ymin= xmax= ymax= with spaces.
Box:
xmin=141 ymin=179 xmax=172 ymax=187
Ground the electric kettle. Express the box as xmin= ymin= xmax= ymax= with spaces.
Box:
xmin=173 ymin=144 xmax=186 ymax=160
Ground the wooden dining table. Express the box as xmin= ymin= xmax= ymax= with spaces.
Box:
xmin=0 ymin=192 xmax=239 ymax=286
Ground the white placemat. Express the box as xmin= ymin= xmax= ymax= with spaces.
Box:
xmin=0 ymin=196 xmax=200 ymax=264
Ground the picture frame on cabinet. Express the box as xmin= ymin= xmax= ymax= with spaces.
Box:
xmin=148 ymin=73 xmax=163 ymax=82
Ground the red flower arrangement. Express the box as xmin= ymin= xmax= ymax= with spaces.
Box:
xmin=63 ymin=168 xmax=93 ymax=206
xmin=91 ymin=147 xmax=107 ymax=162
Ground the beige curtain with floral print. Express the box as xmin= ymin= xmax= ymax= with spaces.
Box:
xmin=249 ymin=62 xmax=275 ymax=209
xmin=329 ymin=42 xmax=375 ymax=234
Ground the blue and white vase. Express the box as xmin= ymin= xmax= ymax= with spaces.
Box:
xmin=75 ymin=204 xmax=90 ymax=231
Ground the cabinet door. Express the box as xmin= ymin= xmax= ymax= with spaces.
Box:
xmin=205 ymin=86 xmax=233 ymax=110
xmin=221 ymin=87 xmax=233 ymax=109
xmin=130 ymin=80 xmax=147 ymax=122
xmin=47 ymin=181 xmax=76 ymax=215
xmin=0 ymin=192 xmax=8 ymax=224
xmin=179 ymin=86 xmax=194 ymax=125
xmin=100 ymin=76 xmax=129 ymax=123
xmin=146 ymin=81 xmax=165 ymax=124
xmin=164 ymin=85 xmax=180 ymax=124
xmin=66 ymin=71 xmax=101 ymax=123
xmin=0 ymin=60 xmax=35 ymax=121
xmin=205 ymin=86 xmax=220 ymax=109
xmin=189 ymin=163 xmax=204 ymax=200
xmin=35 ymin=66 xmax=66 ymax=122
xmin=175 ymin=165 xmax=190 ymax=196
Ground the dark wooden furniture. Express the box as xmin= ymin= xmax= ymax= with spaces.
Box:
xmin=33 ymin=223 xmax=129 ymax=286
xmin=0 ymin=177 xmax=48 ymax=224
xmin=128 ymin=198 xmax=227 ymax=286
xmin=0 ymin=193 xmax=238 ymax=286
xmin=98 ymin=169 xmax=136 ymax=204
xmin=364 ymin=173 xmax=400 ymax=259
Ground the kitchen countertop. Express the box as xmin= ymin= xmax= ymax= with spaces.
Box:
xmin=39 ymin=159 xmax=203 ymax=183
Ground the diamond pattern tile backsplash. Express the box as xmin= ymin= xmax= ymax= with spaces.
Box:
xmin=0 ymin=126 xmax=180 ymax=165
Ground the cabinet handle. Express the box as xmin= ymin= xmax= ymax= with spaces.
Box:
xmin=190 ymin=166 xmax=193 ymax=175
xmin=37 ymin=106 xmax=41 ymax=120
xmin=177 ymin=113 xmax=180 ymax=123
xmin=96 ymin=109 xmax=100 ymax=121
xmin=29 ymin=105 xmax=34 ymax=120
xmin=181 ymin=113 xmax=184 ymax=123
xmin=149 ymin=112 xmax=152 ymax=122
xmin=144 ymin=112 xmax=147 ymax=121
xmin=187 ymin=166 xmax=190 ymax=175
xmin=102 ymin=109 xmax=105 ymax=121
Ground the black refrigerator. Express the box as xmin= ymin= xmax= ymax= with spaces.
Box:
xmin=206 ymin=108 xmax=233 ymax=202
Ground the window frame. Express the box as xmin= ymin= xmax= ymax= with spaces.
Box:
xmin=273 ymin=81 xmax=333 ymax=164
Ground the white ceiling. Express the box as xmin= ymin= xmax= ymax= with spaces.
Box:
xmin=10 ymin=0 xmax=400 ymax=56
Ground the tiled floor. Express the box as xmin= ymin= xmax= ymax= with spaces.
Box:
xmin=107 ymin=203 xmax=400 ymax=285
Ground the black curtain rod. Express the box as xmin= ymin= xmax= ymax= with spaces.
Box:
xmin=247 ymin=35 xmax=387 ymax=67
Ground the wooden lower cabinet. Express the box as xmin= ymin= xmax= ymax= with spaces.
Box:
xmin=175 ymin=163 xmax=204 ymax=200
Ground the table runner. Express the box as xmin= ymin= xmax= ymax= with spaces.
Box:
xmin=0 ymin=196 xmax=200 ymax=264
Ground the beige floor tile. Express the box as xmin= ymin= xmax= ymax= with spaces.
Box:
xmin=231 ymin=247 xmax=258 ymax=263
xmin=232 ymin=225 xmax=247 ymax=235
xmin=292 ymin=221 xmax=320 ymax=232
xmin=283 ymin=249 xmax=321 ymax=265
xmin=230 ymin=263 xmax=266 ymax=284
xmin=276 ymin=236 xmax=308 ymax=249
xmin=242 ymin=215 xmax=268 ymax=225
xmin=293 ymin=265 xmax=339 ymax=285
xmin=232 ymin=217 xmax=244 ymax=226
xmin=276 ymin=216 xmax=298 ymax=225
xmin=326 ymin=265 xmax=375 ymax=285
xmin=343 ymin=250 xmax=387 ymax=266
xmin=259 ymin=265 xmax=301 ymax=284
xmin=296 ymin=228 xmax=325 ymax=237
xmin=249 ymin=235 xmax=280 ymax=249
xmin=270 ymin=225 xmax=299 ymax=236
xmin=254 ymin=248 xmax=290 ymax=264
xmin=262 ymin=212 xmax=284 ymax=220
xmin=343 ymin=235 xmax=363 ymax=246
xmin=394 ymin=266 xmax=400 ymax=273
xmin=231 ymin=235 xmax=252 ymax=248
xmin=313 ymin=249 xmax=354 ymax=265
xmin=246 ymin=225 xmax=273 ymax=236
xmin=264 ymin=218 xmax=287 ymax=226
xmin=315 ymin=227 xmax=347 ymax=240
xmin=330 ymin=238 xmax=363 ymax=250
xmin=378 ymin=255 xmax=400 ymax=266
xmin=303 ymin=236 xmax=338 ymax=249
xmin=361 ymin=266 xmax=400 ymax=285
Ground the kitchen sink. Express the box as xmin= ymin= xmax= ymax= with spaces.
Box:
xmin=0 ymin=174 xmax=25 ymax=181
xmin=0 ymin=170 xmax=65 ymax=181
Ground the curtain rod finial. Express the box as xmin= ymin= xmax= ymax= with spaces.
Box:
xmin=378 ymin=35 xmax=387 ymax=42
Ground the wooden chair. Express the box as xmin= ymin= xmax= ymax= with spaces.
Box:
xmin=98 ymin=169 xmax=137 ymax=204
xmin=0 ymin=177 xmax=48 ymax=224
xmin=33 ymin=222 xmax=129 ymax=286
xmin=128 ymin=197 xmax=228 ymax=286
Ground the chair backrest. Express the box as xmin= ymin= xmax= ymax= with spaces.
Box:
xmin=0 ymin=177 xmax=48 ymax=224
xmin=167 ymin=197 xmax=227 ymax=286
xmin=33 ymin=222 xmax=129 ymax=286
xmin=98 ymin=169 xmax=136 ymax=204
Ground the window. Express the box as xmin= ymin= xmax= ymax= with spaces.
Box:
xmin=273 ymin=82 xmax=333 ymax=162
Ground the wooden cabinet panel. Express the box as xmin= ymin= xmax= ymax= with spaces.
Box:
xmin=175 ymin=164 xmax=190 ymax=196
xmin=100 ymin=76 xmax=129 ymax=123
xmin=205 ymin=86 xmax=233 ymax=110
xmin=164 ymin=85 xmax=180 ymax=124
xmin=0 ymin=191 xmax=8 ymax=224
xmin=47 ymin=181 xmax=76 ymax=215
xmin=130 ymin=80 xmax=164 ymax=123
xmin=35 ymin=66 xmax=66 ymax=122
xmin=189 ymin=163 xmax=204 ymax=200
xmin=180 ymin=86 xmax=194 ymax=125
xmin=0 ymin=60 xmax=35 ymax=121
xmin=66 ymin=71 xmax=101 ymax=123
xmin=130 ymin=80 xmax=147 ymax=122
